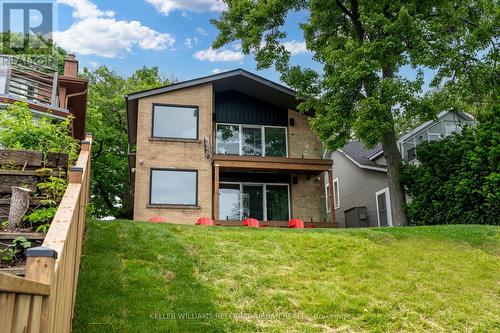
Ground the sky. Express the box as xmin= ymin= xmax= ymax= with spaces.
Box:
xmin=50 ymin=0 xmax=318 ymax=83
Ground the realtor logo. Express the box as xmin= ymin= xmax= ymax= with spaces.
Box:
xmin=1 ymin=0 xmax=56 ymax=53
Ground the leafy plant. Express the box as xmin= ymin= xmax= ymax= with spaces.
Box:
xmin=401 ymin=105 xmax=500 ymax=225
xmin=0 ymin=220 xmax=8 ymax=231
xmin=0 ymin=102 xmax=79 ymax=165
xmin=26 ymin=207 xmax=57 ymax=225
xmin=0 ymin=236 xmax=31 ymax=265
xmin=35 ymin=224 xmax=50 ymax=233
xmin=37 ymin=176 xmax=68 ymax=203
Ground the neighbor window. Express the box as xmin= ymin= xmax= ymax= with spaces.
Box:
xmin=150 ymin=169 xmax=197 ymax=205
xmin=152 ymin=104 xmax=198 ymax=139
xmin=216 ymin=123 xmax=287 ymax=157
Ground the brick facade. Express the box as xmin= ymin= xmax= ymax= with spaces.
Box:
xmin=287 ymin=109 xmax=328 ymax=222
xmin=133 ymin=85 xmax=329 ymax=224
xmin=133 ymin=83 xmax=213 ymax=224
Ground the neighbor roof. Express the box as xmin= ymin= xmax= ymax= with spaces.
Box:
xmin=398 ymin=110 xmax=475 ymax=143
xmin=125 ymin=69 xmax=299 ymax=144
xmin=338 ymin=141 xmax=387 ymax=172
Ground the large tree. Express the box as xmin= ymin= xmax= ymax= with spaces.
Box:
xmin=82 ymin=66 xmax=169 ymax=219
xmin=212 ymin=0 xmax=497 ymax=226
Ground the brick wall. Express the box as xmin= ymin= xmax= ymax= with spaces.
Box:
xmin=291 ymin=173 xmax=330 ymax=223
xmin=133 ymin=83 xmax=213 ymax=224
xmin=288 ymin=109 xmax=323 ymax=159
xmin=287 ymin=109 xmax=328 ymax=222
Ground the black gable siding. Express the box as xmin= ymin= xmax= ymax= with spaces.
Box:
xmin=215 ymin=90 xmax=288 ymax=126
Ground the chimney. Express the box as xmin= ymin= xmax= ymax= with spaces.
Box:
xmin=63 ymin=53 xmax=78 ymax=77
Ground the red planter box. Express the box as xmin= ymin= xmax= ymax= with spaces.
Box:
xmin=288 ymin=219 xmax=305 ymax=229
xmin=196 ymin=217 xmax=214 ymax=226
xmin=242 ymin=218 xmax=260 ymax=228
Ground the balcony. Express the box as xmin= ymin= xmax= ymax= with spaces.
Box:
xmin=0 ymin=55 xmax=59 ymax=108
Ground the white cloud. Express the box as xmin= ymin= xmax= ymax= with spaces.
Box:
xmin=282 ymin=40 xmax=308 ymax=55
xmin=196 ymin=27 xmax=209 ymax=36
xmin=145 ymin=0 xmax=226 ymax=15
xmin=55 ymin=0 xmax=175 ymax=58
xmin=58 ymin=0 xmax=114 ymax=19
xmin=88 ymin=61 xmax=99 ymax=68
xmin=194 ymin=47 xmax=244 ymax=62
xmin=211 ymin=68 xmax=221 ymax=74
xmin=184 ymin=37 xmax=193 ymax=48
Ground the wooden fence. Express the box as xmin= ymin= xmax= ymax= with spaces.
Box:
xmin=0 ymin=134 xmax=92 ymax=333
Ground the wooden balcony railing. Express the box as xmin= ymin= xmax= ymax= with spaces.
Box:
xmin=0 ymin=55 xmax=58 ymax=107
xmin=0 ymin=134 xmax=92 ymax=333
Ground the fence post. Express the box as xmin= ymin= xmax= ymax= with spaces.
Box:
xmin=25 ymin=246 xmax=57 ymax=333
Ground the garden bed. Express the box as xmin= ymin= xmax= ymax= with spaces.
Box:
xmin=0 ymin=149 xmax=68 ymax=273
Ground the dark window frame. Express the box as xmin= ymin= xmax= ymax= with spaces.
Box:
xmin=151 ymin=103 xmax=200 ymax=140
xmin=149 ymin=168 xmax=199 ymax=206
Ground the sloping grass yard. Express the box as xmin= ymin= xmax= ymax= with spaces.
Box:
xmin=73 ymin=220 xmax=500 ymax=333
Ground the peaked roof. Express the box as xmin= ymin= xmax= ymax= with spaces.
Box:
xmin=338 ymin=141 xmax=387 ymax=172
xmin=125 ymin=69 xmax=299 ymax=144
xmin=398 ymin=110 xmax=474 ymax=143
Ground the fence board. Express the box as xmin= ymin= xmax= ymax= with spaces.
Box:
xmin=0 ymin=273 xmax=50 ymax=296
xmin=0 ymin=293 xmax=16 ymax=332
xmin=13 ymin=294 xmax=31 ymax=333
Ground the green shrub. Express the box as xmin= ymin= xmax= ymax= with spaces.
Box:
xmin=0 ymin=236 xmax=31 ymax=265
xmin=401 ymin=106 xmax=500 ymax=225
xmin=0 ymin=102 xmax=79 ymax=164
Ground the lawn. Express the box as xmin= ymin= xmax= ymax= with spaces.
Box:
xmin=73 ymin=220 xmax=500 ymax=333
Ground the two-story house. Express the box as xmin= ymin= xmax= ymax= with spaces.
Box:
xmin=328 ymin=111 xmax=475 ymax=228
xmin=0 ymin=54 xmax=88 ymax=140
xmin=125 ymin=69 xmax=336 ymax=226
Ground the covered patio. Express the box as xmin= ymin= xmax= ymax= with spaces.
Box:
xmin=213 ymin=155 xmax=336 ymax=227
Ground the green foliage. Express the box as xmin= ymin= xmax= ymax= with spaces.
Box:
xmin=26 ymin=207 xmax=57 ymax=225
xmin=401 ymin=106 xmax=500 ymax=225
xmin=81 ymin=66 xmax=169 ymax=218
xmin=0 ymin=102 xmax=79 ymax=164
xmin=37 ymin=176 xmax=68 ymax=204
xmin=0 ymin=220 xmax=8 ymax=231
xmin=0 ymin=236 xmax=31 ymax=265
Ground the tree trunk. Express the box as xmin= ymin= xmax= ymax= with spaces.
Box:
xmin=8 ymin=187 xmax=31 ymax=231
xmin=381 ymin=128 xmax=408 ymax=226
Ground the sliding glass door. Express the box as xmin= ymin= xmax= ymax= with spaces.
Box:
xmin=219 ymin=184 xmax=241 ymax=220
xmin=242 ymin=185 xmax=264 ymax=220
xmin=266 ymin=185 xmax=289 ymax=221
xmin=218 ymin=182 xmax=290 ymax=221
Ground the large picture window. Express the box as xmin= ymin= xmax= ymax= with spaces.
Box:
xmin=150 ymin=169 xmax=197 ymax=205
xmin=152 ymin=104 xmax=198 ymax=139
xmin=216 ymin=124 xmax=287 ymax=157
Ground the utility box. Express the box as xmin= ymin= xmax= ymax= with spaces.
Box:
xmin=344 ymin=206 xmax=369 ymax=228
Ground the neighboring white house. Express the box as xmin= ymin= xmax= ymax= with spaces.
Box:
xmin=327 ymin=111 xmax=475 ymax=228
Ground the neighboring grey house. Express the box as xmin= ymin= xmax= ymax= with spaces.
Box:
xmin=327 ymin=111 xmax=475 ymax=228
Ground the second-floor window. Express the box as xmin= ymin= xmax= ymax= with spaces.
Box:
xmin=216 ymin=123 xmax=287 ymax=157
xmin=152 ymin=104 xmax=198 ymax=139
